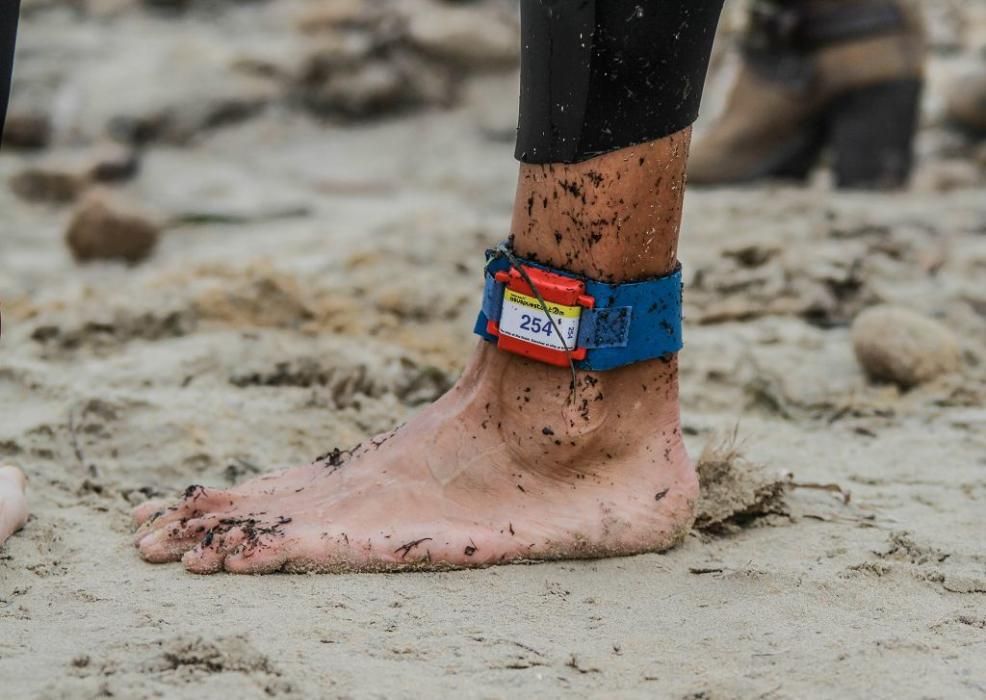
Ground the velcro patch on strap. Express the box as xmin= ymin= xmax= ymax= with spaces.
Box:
xmin=578 ymin=307 xmax=632 ymax=349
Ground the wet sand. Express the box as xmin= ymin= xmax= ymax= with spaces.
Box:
xmin=1 ymin=1 xmax=985 ymax=698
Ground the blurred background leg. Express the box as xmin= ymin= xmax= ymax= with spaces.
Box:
xmin=689 ymin=0 xmax=926 ymax=189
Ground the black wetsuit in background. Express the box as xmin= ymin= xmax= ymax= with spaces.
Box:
xmin=0 ymin=1 xmax=19 ymax=142
xmin=0 ymin=1 xmax=725 ymax=160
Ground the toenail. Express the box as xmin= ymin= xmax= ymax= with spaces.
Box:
xmin=138 ymin=531 xmax=160 ymax=550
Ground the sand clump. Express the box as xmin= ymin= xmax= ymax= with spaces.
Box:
xmin=42 ymin=636 xmax=298 ymax=700
xmin=65 ymin=190 xmax=160 ymax=264
xmin=694 ymin=436 xmax=790 ymax=534
xmin=851 ymin=305 xmax=962 ymax=388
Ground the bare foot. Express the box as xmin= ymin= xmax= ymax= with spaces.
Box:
xmin=136 ymin=133 xmax=698 ymax=575
xmin=0 ymin=466 xmax=29 ymax=547
xmin=133 ymin=343 xmax=696 ymax=574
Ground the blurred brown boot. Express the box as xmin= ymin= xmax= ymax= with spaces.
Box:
xmin=946 ymin=71 xmax=986 ymax=137
xmin=690 ymin=0 xmax=926 ymax=189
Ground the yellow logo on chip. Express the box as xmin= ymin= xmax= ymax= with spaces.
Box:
xmin=504 ymin=290 xmax=582 ymax=318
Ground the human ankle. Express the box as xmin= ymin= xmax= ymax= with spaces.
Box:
xmin=509 ymin=131 xmax=690 ymax=282
xmin=488 ymin=351 xmax=682 ymax=473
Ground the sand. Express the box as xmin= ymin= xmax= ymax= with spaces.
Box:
xmin=1 ymin=1 xmax=985 ymax=698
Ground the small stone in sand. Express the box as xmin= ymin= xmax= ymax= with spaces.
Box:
xmin=65 ymin=191 xmax=160 ymax=264
xmin=404 ymin=1 xmax=520 ymax=69
xmin=851 ymin=305 xmax=961 ymax=388
xmin=1 ymin=111 xmax=51 ymax=150
xmin=11 ymin=143 xmax=139 ymax=204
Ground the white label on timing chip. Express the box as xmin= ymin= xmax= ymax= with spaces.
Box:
xmin=498 ymin=289 xmax=582 ymax=351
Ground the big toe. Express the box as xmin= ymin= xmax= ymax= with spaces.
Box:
xmin=136 ymin=515 xmax=225 ymax=563
xmin=132 ymin=499 xmax=169 ymax=526
xmin=132 ymin=486 xmax=238 ymax=543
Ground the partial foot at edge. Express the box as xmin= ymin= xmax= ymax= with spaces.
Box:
xmin=0 ymin=466 xmax=29 ymax=547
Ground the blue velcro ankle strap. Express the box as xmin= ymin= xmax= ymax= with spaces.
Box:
xmin=474 ymin=245 xmax=683 ymax=371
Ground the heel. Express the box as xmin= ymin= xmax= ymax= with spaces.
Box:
xmin=829 ymin=79 xmax=923 ymax=190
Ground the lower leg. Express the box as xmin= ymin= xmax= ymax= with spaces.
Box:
xmin=133 ymin=2 xmax=722 ymax=574
xmin=511 ymin=131 xmax=689 ymax=282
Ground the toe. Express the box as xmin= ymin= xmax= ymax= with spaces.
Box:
xmin=136 ymin=515 xmax=225 ymax=563
xmin=223 ymin=546 xmax=288 ymax=575
xmin=137 ymin=530 xmax=183 ymax=563
xmin=134 ymin=509 xmax=185 ymax=545
xmin=132 ymin=486 xmax=237 ymax=543
xmin=182 ymin=527 xmax=246 ymax=575
xmin=182 ymin=544 xmax=226 ymax=574
xmin=222 ymin=525 xmax=298 ymax=574
xmin=0 ymin=466 xmax=27 ymax=491
xmin=226 ymin=525 xmax=338 ymax=574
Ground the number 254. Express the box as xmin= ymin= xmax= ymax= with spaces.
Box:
xmin=519 ymin=314 xmax=553 ymax=336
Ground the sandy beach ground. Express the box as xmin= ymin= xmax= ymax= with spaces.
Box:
xmin=1 ymin=1 xmax=984 ymax=698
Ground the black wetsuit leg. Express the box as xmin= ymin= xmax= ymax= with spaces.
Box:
xmin=516 ymin=0 xmax=725 ymax=164
xmin=0 ymin=0 xmax=20 ymax=143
